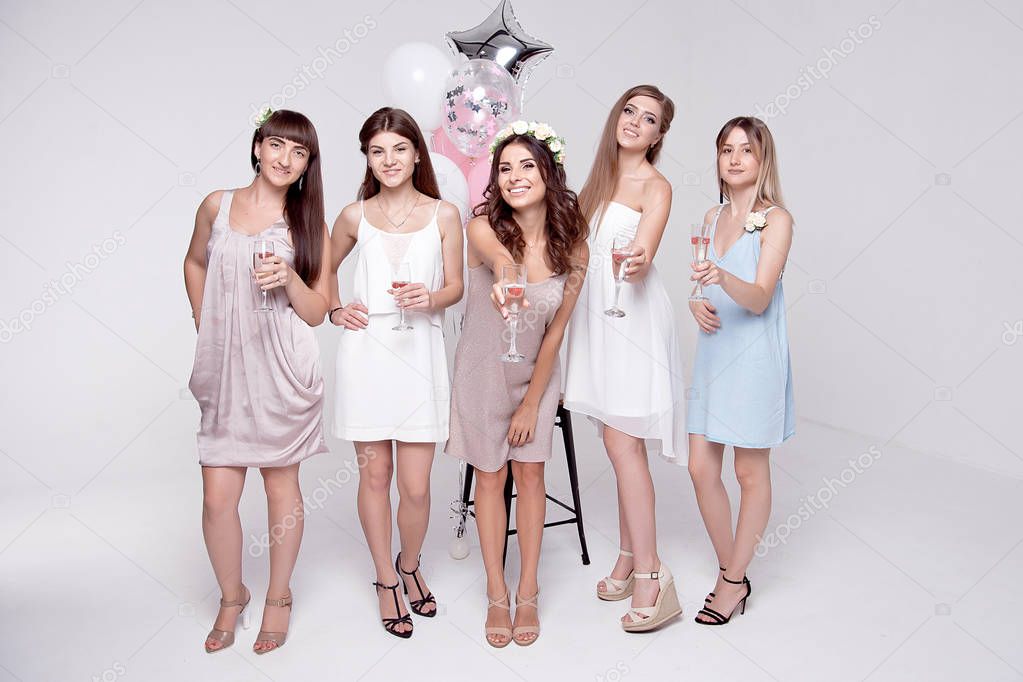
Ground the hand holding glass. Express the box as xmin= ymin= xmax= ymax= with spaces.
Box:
xmin=252 ymin=240 xmax=275 ymax=313
xmin=499 ymin=264 xmax=526 ymax=363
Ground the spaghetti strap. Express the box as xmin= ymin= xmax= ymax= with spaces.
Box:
xmin=433 ymin=199 xmax=442 ymax=218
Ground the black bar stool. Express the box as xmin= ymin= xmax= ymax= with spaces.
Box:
xmin=458 ymin=402 xmax=590 ymax=566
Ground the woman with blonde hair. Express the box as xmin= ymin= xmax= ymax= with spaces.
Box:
xmin=687 ymin=115 xmax=795 ymax=625
xmin=564 ymin=84 xmax=688 ymax=632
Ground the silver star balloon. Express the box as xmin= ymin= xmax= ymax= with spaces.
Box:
xmin=445 ymin=0 xmax=554 ymax=90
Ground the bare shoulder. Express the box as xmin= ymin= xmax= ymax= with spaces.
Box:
xmin=332 ymin=201 xmax=362 ymax=237
xmin=642 ymin=172 xmax=672 ymax=210
xmin=764 ymin=206 xmax=793 ymax=234
xmin=198 ymin=189 xmax=226 ymax=222
xmin=571 ymin=238 xmax=590 ymax=265
xmin=703 ymin=204 xmax=721 ymax=225
xmin=466 ymin=214 xmax=493 ymax=235
xmin=437 ymin=199 xmax=462 ymax=226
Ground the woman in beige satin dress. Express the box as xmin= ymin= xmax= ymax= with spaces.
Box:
xmin=183 ymin=110 xmax=331 ymax=655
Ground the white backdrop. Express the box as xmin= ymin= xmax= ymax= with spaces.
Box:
xmin=1 ymin=1 xmax=1021 ymax=680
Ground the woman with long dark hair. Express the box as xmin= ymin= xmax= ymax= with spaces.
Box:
xmin=565 ymin=85 xmax=687 ymax=632
xmin=183 ymin=109 xmax=332 ymax=654
xmin=329 ymin=107 xmax=463 ymax=638
xmin=446 ymin=122 xmax=588 ymax=647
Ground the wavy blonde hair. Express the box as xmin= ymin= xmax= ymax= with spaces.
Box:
xmin=579 ymin=84 xmax=675 ymax=225
xmin=715 ymin=116 xmax=785 ymax=212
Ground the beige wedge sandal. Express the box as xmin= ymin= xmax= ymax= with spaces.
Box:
xmin=597 ymin=549 xmax=635 ymax=601
xmin=621 ymin=564 xmax=683 ymax=633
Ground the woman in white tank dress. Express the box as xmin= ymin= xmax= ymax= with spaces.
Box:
xmin=564 ymin=85 xmax=687 ymax=633
xmin=328 ymin=108 xmax=464 ymax=638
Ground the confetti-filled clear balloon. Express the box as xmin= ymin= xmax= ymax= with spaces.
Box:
xmin=442 ymin=59 xmax=521 ymax=159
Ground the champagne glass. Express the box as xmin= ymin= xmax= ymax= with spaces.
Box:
xmin=604 ymin=234 xmax=632 ymax=317
xmin=499 ymin=263 xmax=526 ymax=363
xmin=390 ymin=262 xmax=413 ymax=331
xmin=252 ymin=240 xmax=275 ymax=312
xmin=689 ymin=223 xmax=710 ymax=301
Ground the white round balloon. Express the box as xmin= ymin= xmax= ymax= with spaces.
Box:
xmin=429 ymin=152 xmax=469 ymax=226
xmin=382 ymin=42 xmax=452 ymax=132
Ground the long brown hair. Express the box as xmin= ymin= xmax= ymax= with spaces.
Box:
xmin=715 ymin=116 xmax=786 ymax=211
xmin=357 ymin=107 xmax=440 ymax=201
xmin=472 ymin=134 xmax=588 ymax=276
xmin=578 ymin=84 xmax=675 ymax=224
xmin=250 ymin=110 xmax=324 ymax=286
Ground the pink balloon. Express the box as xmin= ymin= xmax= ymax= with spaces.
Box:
xmin=466 ymin=159 xmax=491 ymax=213
xmin=431 ymin=127 xmax=470 ymax=167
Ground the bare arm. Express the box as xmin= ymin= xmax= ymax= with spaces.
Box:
xmin=326 ymin=203 xmax=366 ymax=328
xmin=283 ymin=223 xmax=332 ymax=326
xmin=507 ymin=242 xmax=589 ymax=446
xmin=183 ymin=191 xmax=220 ymax=331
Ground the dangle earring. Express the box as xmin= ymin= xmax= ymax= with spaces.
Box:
xmin=255 ymin=160 xmax=261 ymax=176
xmin=298 ymin=174 xmax=304 ymax=191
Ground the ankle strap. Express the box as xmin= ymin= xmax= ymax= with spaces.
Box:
xmin=396 ymin=551 xmax=422 ymax=575
xmin=516 ymin=591 xmax=539 ymax=607
xmin=265 ymin=594 xmax=292 ymax=608
xmin=633 ymin=571 xmax=661 ymax=580
xmin=620 ymin=549 xmax=634 ymax=558
xmin=721 ymin=575 xmax=747 ymax=585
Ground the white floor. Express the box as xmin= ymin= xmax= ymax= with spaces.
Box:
xmin=1 ymin=416 xmax=1021 ymax=682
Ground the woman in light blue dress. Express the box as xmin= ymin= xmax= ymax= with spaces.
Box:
xmin=686 ymin=116 xmax=794 ymax=626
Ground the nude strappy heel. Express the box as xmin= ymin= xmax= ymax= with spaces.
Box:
xmin=485 ymin=590 xmax=513 ymax=648
xmin=204 ymin=584 xmax=251 ymax=653
xmin=597 ymin=549 xmax=635 ymax=601
xmin=513 ymin=591 xmax=540 ymax=646
xmin=621 ymin=564 xmax=683 ymax=633
xmin=253 ymin=593 xmax=292 ymax=654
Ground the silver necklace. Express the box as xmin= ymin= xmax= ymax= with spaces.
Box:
xmin=380 ymin=191 xmax=420 ymax=230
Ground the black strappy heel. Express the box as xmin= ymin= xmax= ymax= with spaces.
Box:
xmin=705 ymin=566 xmax=726 ymax=604
xmin=372 ymin=580 xmax=413 ymax=638
xmin=396 ymin=552 xmax=437 ymax=617
xmin=696 ymin=574 xmax=751 ymax=625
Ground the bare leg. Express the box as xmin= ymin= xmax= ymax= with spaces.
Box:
xmin=395 ymin=441 xmax=436 ymax=614
xmin=510 ymin=460 xmax=545 ymax=644
xmin=475 ymin=465 xmax=513 ymax=646
xmin=602 ymin=427 xmax=661 ymax=625
xmin=688 ymin=434 xmax=731 ymax=599
xmin=201 ymin=465 xmax=247 ymax=651
xmin=598 ymin=426 xmax=634 ymax=595
xmin=698 ymin=447 xmax=771 ymax=621
xmin=356 ymin=440 xmax=411 ymax=635
xmin=254 ymin=463 xmax=303 ymax=651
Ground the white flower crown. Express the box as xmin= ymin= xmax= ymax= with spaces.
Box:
xmin=489 ymin=120 xmax=566 ymax=165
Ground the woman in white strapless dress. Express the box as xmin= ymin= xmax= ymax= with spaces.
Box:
xmin=564 ymin=85 xmax=688 ymax=633
xmin=328 ymin=108 xmax=464 ymax=639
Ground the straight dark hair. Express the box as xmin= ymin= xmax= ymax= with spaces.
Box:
xmin=357 ymin=107 xmax=440 ymax=200
xmin=472 ymin=134 xmax=588 ymax=276
xmin=250 ymin=110 xmax=324 ymax=286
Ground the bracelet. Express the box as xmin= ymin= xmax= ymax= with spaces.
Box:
xmin=328 ymin=306 xmax=343 ymax=322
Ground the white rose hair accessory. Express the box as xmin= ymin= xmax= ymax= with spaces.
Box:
xmin=744 ymin=211 xmax=769 ymax=233
xmin=489 ymin=120 xmax=566 ymax=165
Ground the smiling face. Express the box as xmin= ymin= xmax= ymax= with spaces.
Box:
xmin=254 ymin=135 xmax=309 ymax=187
xmin=616 ymin=95 xmax=664 ymax=151
xmin=498 ymin=142 xmax=547 ymax=210
xmin=366 ymin=131 xmax=419 ymax=189
xmin=718 ymin=126 xmax=762 ymax=191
